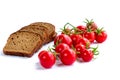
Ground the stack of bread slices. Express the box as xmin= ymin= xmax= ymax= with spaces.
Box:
xmin=3 ymin=22 xmax=57 ymax=57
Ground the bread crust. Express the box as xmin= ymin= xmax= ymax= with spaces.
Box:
xmin=3 ymin=40 xmax=42 ymax=57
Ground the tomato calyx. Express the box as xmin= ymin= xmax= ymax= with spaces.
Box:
xmin=73 ymin=28 xmax=84 ymax=35
xmin=54 ymin=39 xmax=60 ymax=47
xmin=90 ymin=45 xmax=99 ymax=55
xmin=84 ymin=19 xmax=94 ymax=28
xmin=86 ymin=41 xmax=90 ymax=49
xmin=60 ymin=23 xmax=72 ymax=35
xmin=95 ymin=27 xmax=104 ymax=35
xmin=61 ymin=22 xmax=76 ymax=35
xmin=47 ymin=46 xmax=60 ymax=60
xmin=48 ymin=46 xmax=56 ymax=55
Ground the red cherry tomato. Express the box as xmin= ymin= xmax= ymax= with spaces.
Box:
xmin=77 ymin=25 xmax=86 ymax=31
xmin=76 ymin=37 xmax=90 ymax=49
xmin=75 ymin=44 xmax=86 ymax=58
xmin=80 ymin=49 xmax=93 ymax=62
xmin=59 ymin=48 xmax=76 ymax=65
xmin=84 ymin=31 xmax=95 ymax=43
xmin=38 ymin=50 xmax=55 ymax=68
xmin=95 ymin=31 xmax=107 ymax=43
xmin=54 ymin=34 xmax=72 ymax=47
xmin=70 ymin=34 xmax=82 ymax=46
xmin=55 ymin=43 xmax=70 ymax=53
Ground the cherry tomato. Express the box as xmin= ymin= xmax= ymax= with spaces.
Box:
xmin=95 ymin=31 xmax=107 ymax=43
xmin=83 ymin=31 xmax=95 ymax=43
xmin=80 ymin=49 xmax=93 ymax=62
xmin=77 ymin=25 xmax=86 ymax=29
xmin=85 ymin=19 xmax=98 ymax=31
xmin=70 ymin=34 xmax=82 ymax=46
xmin=38 ymin=50 xmax=55 ymax=68
xmin=75 ymin=44 xmax=86 ymax=58
xmin=55 ymin=43 xmax=70 ymax=53
xmin=54 ymin=34 xmax=72 ymax=47
xmin=59 ymin=48 xmax=76 ymax=65
xmin=76 ymin=37 xmax=90 ymax=49
xmin=77 ymin=25 xmax=86 ymax=31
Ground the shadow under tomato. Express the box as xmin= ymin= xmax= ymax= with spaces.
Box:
xmin=55 ymin=60 xmax=64 ymax=66
xmin=35 ymin=62 xmax=46 ymax=70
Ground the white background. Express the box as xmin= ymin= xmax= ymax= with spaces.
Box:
xmin=0 ymin=0 xmax=120 ymax=80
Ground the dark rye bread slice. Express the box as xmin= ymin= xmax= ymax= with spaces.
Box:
xmin=29 ymin=22 xmax=56 ymax=43
xmin=3 ymin=31 xmax=42 ymax=57
xmin=19 ymin=25 xmax=48 ymax=44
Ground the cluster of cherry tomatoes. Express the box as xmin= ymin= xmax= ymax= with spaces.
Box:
xmin=38 ymin=19 xmax=107 ymax=69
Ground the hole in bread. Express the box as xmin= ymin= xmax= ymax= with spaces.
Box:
xmin=11 ymin=37 xmax=14 ymax=40
xmin=13 ymin=41 xmax=16 ymax=45
xmin=17 ymin=36 xmax=19 ymax=38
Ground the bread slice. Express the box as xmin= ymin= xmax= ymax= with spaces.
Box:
xmin=3 ymin=31 xmax=42 ymax=57
xmin=19 ymin=25 xmax=48 ymax=44
xmin=29 ymin=22 xmax=56 ymax=43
